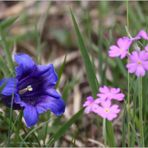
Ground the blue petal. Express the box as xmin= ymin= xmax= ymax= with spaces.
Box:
xmin=15 ymin=54 xmax=35 ymax=79
xmin=0 ymin=78 xmax=17 ymax=96
xmin=36 ymin=96 xmax=65 ymax=115
xmin=46 ymin=88 xmax=61 ymax=98
xmin=37 ymin=64 xmax=58 ymax=86
xmin=14 ymin=93 xmax=21 ymax=103
xmin=15 ymin=54 xmax=35 ymax=69
xmin=23 ymin=104 xmax=38 ymax=127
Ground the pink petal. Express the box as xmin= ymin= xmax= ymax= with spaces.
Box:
xmin=117 ymin=37 xmax=132 ymax=50
xmin=143 ymin=61 xmax=148 ymax=70
xmin=107 ymin=94 xmax=115 ymax=100
xmin=91 ymin=104 xmax=99 ymax=113
xmin=101 ymin=100 xmax=111 ymax=108
xmin=84 ymin=106 xmax=92 ymax=114
xmin=144 ymin=45 xmax=148 ymax=52
xmin=135 ymin=66 xmax=145 ymax=77
xmin=94 ymin=98 xmax=102 ymax=104
xmin=83 ymin=102 xmax=89 ymax=107
xmin=136 ymin=30 xmax=148 ymax=40
xmin=97 ymin=93 xmax=107 ymax=99
xmin=110 ymin=105 xmax=120 ymax=113
xmin=99 ymin=86 xmax=109 ymax=93
xmin=95 ymin=106 xmax=106 ymax=118
xmin=113 ymin=93 xmax=125 ymax=101
xmin=139 ymin=50 xmax=148 ymax=60
xmin=126 ymin=63 xmax=137 ymax=73
xmin=86 ymin=96 xmax=94 ymax=101
xmin=107 ymin=113 xmax=117 ymax=121
xmin=83 ymin=101 xmax=91 ymax=107
xmin=109 ymin=45 xmax=121 ymax=57
xmin=120 ymin=50 xmax=128 ymax=59
xmin=83 ymin=96 xmax=94 ymax=107
xmin=110 ymin=88 xmax=120 ymax=94
xmin=117 ymin=38 xmax=126 ymax=48
xmin=130 ymin=51 xmax=140 ymax=62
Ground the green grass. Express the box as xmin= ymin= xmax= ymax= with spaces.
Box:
xmin=0 ymin=1 xmax=148 ymax=147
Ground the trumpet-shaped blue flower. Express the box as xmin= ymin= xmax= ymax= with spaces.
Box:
xmin=0 ymin=54 xmax=65 ymax=127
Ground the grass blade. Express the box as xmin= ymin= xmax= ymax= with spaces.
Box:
xmin=56 ymin=55 xmax=67 ymax=88
xmin=47 ymin=109 xmax=83 ymax=146
xmin=70 ymin=10 xmax=99 ymax=97
xmin=106 ymin=121 xmax=116 ymax=147
xmin=0 ymin=33 xmax=15 ymax=75
xmin=116 ymin=59 xmax=127 ymax=79
xmin=0 ymin=16 xmax=18 ymax=30
xmin=0 ymin=56 xmax=11 ymax=76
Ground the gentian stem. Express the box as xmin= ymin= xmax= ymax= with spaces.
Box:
xmin=16 ymin=111 xmax=23 ymax=142
xmin=7 ymin=93 xmax=14 ymax=146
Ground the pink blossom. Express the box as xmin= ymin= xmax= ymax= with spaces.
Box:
xmin=94 ymin=100 xmax=120 ymax=121
xmin=108 ymin=37 xmax=132 ymax=59
xmin=133 ymin=30 xmax=148 ymax=40
xmin=126 ymin=51 xmax=148 ymax=77
xmin=83 ymin=96 xmax=100 ymax=114
xmin=144 ymin=45 xmax=148 ymax=52
xmin=83 ymin=86 xmax=124 ymax=121
xmin=97 ymin=86 xmax=125 ymax=101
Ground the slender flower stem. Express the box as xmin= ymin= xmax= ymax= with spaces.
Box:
xmin=127 ymin=73 xmax=131 ymax=146
xmin=126 ymin=1 xmax=131 ymax=146
xmin=138 ymin=77 xmax=144 ymax=146
xmin=126 ymin=0 xmax=129 ymax=29
xmin=103 ymin=118 xmax=107 ymax=146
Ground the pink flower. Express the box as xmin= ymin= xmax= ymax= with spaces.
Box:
xmin=108 ymin=37 xmax=132 ymax=59
xmin=133 ymin=30 xmax=148 ymax=40
xmin=94 ymin=100 xmax=120 ymax=121
xmin=144 ymin=45 xmax=148 ymax=52
xmin=126 ymin=51 xmax=148 ymax=77
xmin=83 ymin=96 xmax=99 ymax=114
xmin=83 ymin=86 xmax=124 ymax=121
xmin=97 ymin=86 xmax=125 ymax=101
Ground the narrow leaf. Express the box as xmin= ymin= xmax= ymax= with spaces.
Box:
xmin=0 ymin=16 xmax=18 ymax=30
xmin=0 ymin=55 xmax=11 ymax=76
xmin=56 ymin=55 xmax=67 ymax=88
xmin=106 ymin=121 xmax=116 ymax=147
xmin=47 ymin=109 xmax=84 ymax=146
xmin=70 ymin=10 xmax=99 ymax=97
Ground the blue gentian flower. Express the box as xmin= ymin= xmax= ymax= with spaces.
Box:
xmin=0 ymin=54 xmax=65 ymax=127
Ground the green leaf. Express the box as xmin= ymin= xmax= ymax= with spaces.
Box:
xmin=106 ymin=121 xmax=116 ymax=147
xmin=116 ymin=58 xmax=127 ymax=79
xmin=20 ymin=120 xmax=50 ymax=147
xmin=56 ymin=55 xmax=67 ymax=88
xmin=0 ymin=16 xmax=18 ymax=30
xmin=70 ymin=10 xmax=99 ymax=97
xmin=0 ymin=82 xmax=6 ymax=92
xmin=46 ymin=10 xmax=100 ymax=146
xmin=62 ymin=78 xmax=78 ymax=101
xmin=0 ymin=55 xmax=11 ymax=76
xmin=47 ymin=108 xmax=84 ymax=146
xmin=0 ymin=32 xmax=15 ymax=75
